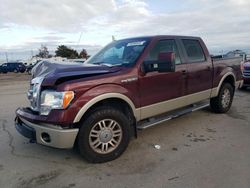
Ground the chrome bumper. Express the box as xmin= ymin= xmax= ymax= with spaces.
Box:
xmin=15 ymin=117 xmax=79 ymax=149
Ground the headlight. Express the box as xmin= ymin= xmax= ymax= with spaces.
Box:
xmin=40 ymin=90 xmax=74 ymax=115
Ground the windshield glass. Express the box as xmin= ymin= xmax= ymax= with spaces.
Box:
xmin=85 ymin=38 xmax=149 ymax=67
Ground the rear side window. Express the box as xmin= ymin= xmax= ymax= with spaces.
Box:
xmin=182 ymin=39 xmax=205 ymax=62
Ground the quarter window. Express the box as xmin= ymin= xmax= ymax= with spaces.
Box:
xmin=182 ymin=39 xmax=205 ymax=62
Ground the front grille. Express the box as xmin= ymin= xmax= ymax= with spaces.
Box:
xmin=29 ymin=84 xmax=38 ymax=110
xmin=244 ymin=66 xmax=250 ymax=70
xmin=243 ymin=69 xmax=250 ymax=78
xmin=27 ymin=77 xmax=44 ymax=112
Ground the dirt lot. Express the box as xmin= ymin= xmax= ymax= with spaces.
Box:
xmin=0 ymin=73 xmax=250 ymax=188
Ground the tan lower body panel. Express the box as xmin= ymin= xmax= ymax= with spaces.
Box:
xmin=236 ymin=80 xmax=244 ymax=88
xmin=139 ymin=89 xmax=212 ymax=120
xmin=139 ymin=79 xmax=243 ymax=120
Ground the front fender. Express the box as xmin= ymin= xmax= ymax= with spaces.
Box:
xmin=73 ymin=84 xmax=140 ymax=123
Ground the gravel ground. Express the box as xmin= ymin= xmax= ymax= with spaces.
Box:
xmin=0 ymin=73 xmax=250 ymax=188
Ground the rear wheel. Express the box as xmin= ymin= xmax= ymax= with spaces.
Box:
xmin=210 ymin=83 xmax=234 ymax=113
xmin=77 ymin=106 xmax=130 ymax=163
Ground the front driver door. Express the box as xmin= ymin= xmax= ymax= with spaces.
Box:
xmin=139 ymin=39 xmax=187 ymax=120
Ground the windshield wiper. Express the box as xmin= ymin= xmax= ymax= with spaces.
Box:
xmin=92 ymin=62 xmax=104 ymax=65
xmin=92 ymin=62 xmax=122 ymax=67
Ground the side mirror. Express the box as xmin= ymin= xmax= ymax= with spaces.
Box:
xmin=144 ymin=52 xmax=176 ymax=73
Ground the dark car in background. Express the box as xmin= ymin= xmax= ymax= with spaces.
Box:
xmin=26 ymin=60 xmax=42 ymax=74
xmin=0 ymin=62 xmax=26 ymax=73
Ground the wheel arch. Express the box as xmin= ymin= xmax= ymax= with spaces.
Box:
xmin=73 ymin=93 xmax=139 ymax=138
xmin=73 ymin=93 xmax=139 ymax=123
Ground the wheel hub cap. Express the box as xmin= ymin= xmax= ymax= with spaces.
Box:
xmin=89 ymin=119 xmax=122 ymax=154
xmin=99 ymin=129 xmax=113 ymax=143
xmin=222 ymin=88 xmax=231 ymax=108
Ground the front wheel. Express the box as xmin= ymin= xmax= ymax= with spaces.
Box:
xmin=210 ymin=83 xmax=234 ymax=113
xmin=77 ymin=106 xmax=130 ymax=163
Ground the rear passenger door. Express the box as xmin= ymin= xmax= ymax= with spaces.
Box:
xmin=180 ymin=39 xmax=213 ymax=100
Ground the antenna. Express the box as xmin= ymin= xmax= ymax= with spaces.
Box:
xmin=77 ymin=32 xmax=83 ymax=46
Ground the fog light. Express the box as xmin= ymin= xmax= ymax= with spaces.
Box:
xmin=41 ymin=132 xmax=51 ymax=143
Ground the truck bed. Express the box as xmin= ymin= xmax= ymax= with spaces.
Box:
xmin=212 ymin=56 xmax=243 ymax=88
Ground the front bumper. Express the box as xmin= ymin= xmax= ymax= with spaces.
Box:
xmin=15 ymin=109 xmax=79 ymax=149
xmin=243 ymin=77 xmax=250 ymax=87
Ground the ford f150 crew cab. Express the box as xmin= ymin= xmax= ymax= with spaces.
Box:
xmin=15 ymin=35 xmax=243 ymax=163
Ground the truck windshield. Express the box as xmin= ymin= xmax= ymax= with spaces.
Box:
xmin=85 ymin=38 xmax=149 ymax=67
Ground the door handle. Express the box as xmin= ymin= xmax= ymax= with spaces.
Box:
xmin=181 ymin=70 xmax=187 ymax=74
xmin=181 ymin=70 xmax=187 ymax=78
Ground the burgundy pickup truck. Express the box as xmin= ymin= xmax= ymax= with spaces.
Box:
xmin=15 ymin=35 xmax=243 ymax=163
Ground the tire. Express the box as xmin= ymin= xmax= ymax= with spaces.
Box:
xmin=210 ymin=83 xmax=234 ymax=113
xmin=77 ymin=106 xmax=130 ymax=163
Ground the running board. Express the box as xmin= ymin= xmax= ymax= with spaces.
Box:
xmin=137 ymin=103 xmax=210 ymax=130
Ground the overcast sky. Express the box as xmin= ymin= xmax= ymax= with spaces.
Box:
xmin=0 ymin=0 xmax=250 ymax=61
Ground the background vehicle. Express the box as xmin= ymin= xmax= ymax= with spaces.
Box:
xmin=241 ymin=54 xmax=250 ymax=89
xmin=26 ymin=60 xmax=42 ymax=74
xmin=0 ymin=64 xmax=4 ymax=73
xmin=15 ymin=35 xmax=243 ymax=163
xmin=1 ymin=62 xmax=26 ymax=73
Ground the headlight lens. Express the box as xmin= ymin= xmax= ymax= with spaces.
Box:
xmin=40 ymin=90 xmax=74 ymax=115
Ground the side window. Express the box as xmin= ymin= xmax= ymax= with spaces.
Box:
xmin=145 ymin=40 xmax=181 ymax=65
xmin=182 ymin=39 xmax=205 ymax=62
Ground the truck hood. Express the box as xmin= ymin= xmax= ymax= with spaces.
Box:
xmin=32 ymin=60 xmax=122 ymax=86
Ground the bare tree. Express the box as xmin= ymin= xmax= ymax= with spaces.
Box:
xmin=36 ymin=45 xmax=50 ymax=58
xmin=79 ymin=49 xmax=88 ymax=59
